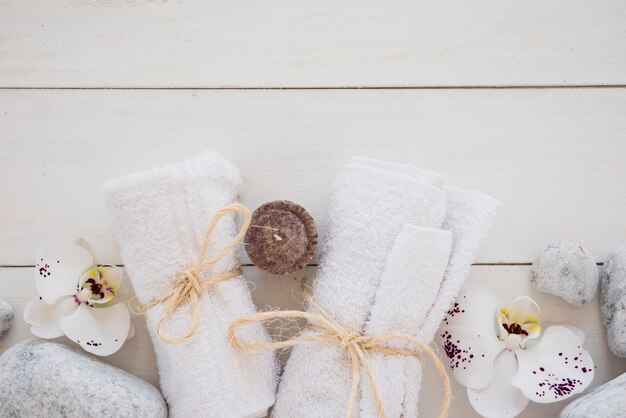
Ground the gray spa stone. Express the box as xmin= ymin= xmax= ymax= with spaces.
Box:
xmin=560 ymin=372 xmax=626 ymax=417
xmin=601 ymin=247 xmax=626 ymax=358
xmin=0 ymin=340 xmax=167 ymax=418
xmin=0 ymin=298 xmax=13 ymax=338
xmin=531 ymin=241 xmax=598 ymax=306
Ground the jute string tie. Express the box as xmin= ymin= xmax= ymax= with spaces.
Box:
xmin=228 ymin=291 xmax=451 ymax=418
xmin=133 ymin=203 xmax=251 ymax=344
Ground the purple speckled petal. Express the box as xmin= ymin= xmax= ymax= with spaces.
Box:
xmin=59 ymin=303 xmax=130 ymax=356
xmin=511 ymin=325 xmax=594 ymax=403
xmin=35 ymin=243 xmax=94 ymax=304
xmin=468 ymin=350 xmax=529 ymax=418
xmin=439 ymin=288 xmax=505 ymax=390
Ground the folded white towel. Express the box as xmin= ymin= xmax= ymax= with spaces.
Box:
xmin=380 ymin=188 xmax=500 ymax=418
xmin=104 ymin=151 xmax=277 ymax=418
xmin=350 ymin=156 xmax=445 ymax=189
xmin=359 ymin=225 xmax=453 ymax=418
xmin=351 ymin=159 xmax=499 ymax=418
xmin=272 ymin=159 xmax=447 ymax=418
xmin=421 ymin=187 xmax=501 ymax=342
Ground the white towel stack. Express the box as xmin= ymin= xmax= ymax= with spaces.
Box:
xmin=104 ymin=151 xmax=277 ymax=418
xmin=274 ymin=157 xmax=499 ymax=418
xmin=361 ymin=188 xmax=500 ymax=418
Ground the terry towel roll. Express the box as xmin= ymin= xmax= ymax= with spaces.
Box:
xmin=360 ymin=188 xmax=500 ymax=418
xmin=354 ymin=157 xmax=500 ymax=418
xmin=104 ymin=151 xmax=277 ymax=418
xmin=272 ymin=158 xmax=448 ymax=418
xmin=359 ymin=225 xmax=453 ymax=418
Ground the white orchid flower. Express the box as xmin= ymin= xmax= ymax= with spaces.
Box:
xmin=439 ymin=285 xmax=594 ymax=418
xmin=24 ymin=242 xmax=133 ymax=356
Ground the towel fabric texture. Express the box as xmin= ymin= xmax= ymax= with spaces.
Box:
xmin=362 ymin=189 xmax=500 ymax=418
xmin=104 ymin=151 xmax=277 ymax=418
xmin=274 ymin=157 xmax=499 ymax=418
xmin=359 ymin=225 xmax=453 ymax=418
xmin=274 ymin=157 xmax=448 ymax=418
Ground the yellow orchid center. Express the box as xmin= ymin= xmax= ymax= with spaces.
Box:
xmin=497 ymin=296 xmax=542 ymax=350
xmin=75 ymin=267 xmax=118 ymax=306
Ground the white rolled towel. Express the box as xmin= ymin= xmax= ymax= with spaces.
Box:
xmin=402 ymin=187 xmax=500 ymax=418
xmin=353 ymin=158 xmax=500 ymax=417
xmin=359 ymin=225 xmax=453 ymax=418
xmin=359 ymin=187 xmax=500 ymax=418
xmin=104 ymin=151 xmax=277 ymax=418
xmin=272 ymin=158 xmax=447 ymax=418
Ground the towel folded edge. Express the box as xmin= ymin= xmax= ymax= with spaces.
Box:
xmin=103 ymin=150 xmax=242 ymax=195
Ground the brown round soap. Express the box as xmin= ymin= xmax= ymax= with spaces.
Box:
xmin=245 ymin=200 xmax=317 ymax=275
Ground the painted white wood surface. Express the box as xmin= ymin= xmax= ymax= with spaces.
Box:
xmin=1 ymin=266 xmax=623 ymax=418
xmin=1 ymin=1 xmax=626 ymax=87
xmin=1 ymin=89 xmax=625 ymax=265
xmin=2 ymin=0 xmax=626 ymax=416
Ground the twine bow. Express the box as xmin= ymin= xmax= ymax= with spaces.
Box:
xmin=228 ymin=293 xmax=451 ymax=418
xmin=134 ymin=203 xmax=251 ymax=344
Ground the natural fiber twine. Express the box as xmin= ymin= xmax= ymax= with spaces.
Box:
xmin=132 ymin=203 xmax=251 ymax=344
xmin=228 ymin=286 xmax=451 ymax=418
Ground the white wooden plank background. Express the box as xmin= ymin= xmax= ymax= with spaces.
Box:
xmin=1 ymin=89 xmax=625 ymax=266
xmin=0 ymin=1 xmax=625 ymax=87
xmin=2 ymin=0 xmax=626 ymax=417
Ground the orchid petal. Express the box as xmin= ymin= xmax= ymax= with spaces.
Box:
xmin=511 ymin=325 xmax=594 ymax=403
xmin=127 ymin=321 xmax=136 ymax=340
xmin=467 ymin=350 xmax=530 ymax=418
xmin=35 ymin=243 xmax=93 ymax=304
xmin=439 ymin=288 xmax=504 ymax=390
xmin=59 ymin=303 xmax=130 ymax=356
xmin=97 ymin=265 xmax=123 ymax=291
xmin=23 ymin=296 xmax=77 ymax=338
xmin=564 ymin=325 xmax=586 ymax=344
xmin=520 ymin=322 xmax=541 ymax=341
xmin=497 ymin=311 xmax=509 ymax=340
xmin=501 ymin=296 xmax=540 ymax=325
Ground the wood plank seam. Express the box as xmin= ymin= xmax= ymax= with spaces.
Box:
xmin=1 ymin=85 xmax=626 ymax=91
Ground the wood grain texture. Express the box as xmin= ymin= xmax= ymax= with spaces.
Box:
xmin=0 ymin=266 xmax=623 ymax=418
xmin=1 ymin=0 xmax=625 ymax=88
xmin=2 ymin=1 xmax=624 ymax=417
xmin=1 ymin=88 xmax=625 ymax=265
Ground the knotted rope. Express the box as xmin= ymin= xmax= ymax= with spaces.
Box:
xmin=228 ymin=292 xmax=450 ymax=418
xmin=134 ymin=203 xmax=251 ymax=344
